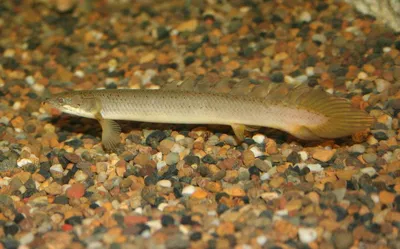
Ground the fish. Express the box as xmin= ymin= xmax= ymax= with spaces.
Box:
xmin=44 ymin=78 xmax=374 ymax=150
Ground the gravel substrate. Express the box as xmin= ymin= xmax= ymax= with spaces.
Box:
xmin=0 ymin=0 xmax=400 ymax=249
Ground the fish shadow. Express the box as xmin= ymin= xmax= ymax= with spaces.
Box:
xmin=49 ymin=114 xmax=356 ymax=146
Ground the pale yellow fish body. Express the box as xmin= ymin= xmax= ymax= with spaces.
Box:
xmin=45 ymin=82 xmax=374 ymax=150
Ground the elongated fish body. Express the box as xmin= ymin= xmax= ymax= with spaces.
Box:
xmin=98 ymin=90 xmax=324 ymax=130
xmin=45 ymin=82 xmax=374 ymax=150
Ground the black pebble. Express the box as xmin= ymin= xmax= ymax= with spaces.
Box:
xmin=395 ymin=195 xmax=400 ymax=212
xmin=2 ymin=57 xmax=19 ymax=70
xmin=144 ymin=174 xmax=158 ymax=186
xmin=180 ymin=215 xmax=193 ymax=225
xmin=161 ymin=215 xmax=174 ymax=227
xmin=106 ymin=82 xmax=118 ymax=89
xmin=54 ymin=195 xmax=69 ymax=205
xmin=259 ymin=210 xmax=273 ymax=219
xmin=4 ymin=222 xmax=19 ymax=236
xmin=93 ymin=226 xmax=107 ymax=235
xmin=248 ymin=166 xmax=260 ymax=177
xmin=190 ymin=232 xmax=202 ymax=241
xmin=13 ymin=213 xmax=24 ymax=224
xmin=395 ymin=40 xmax=400 ymax=50
xmin=216 ymin=203 xmax=229 ymax=215
xmin=184 ymin=56 xmax=195 ymax=66
xmin=65 ymin=216 xmax=83 ymax=226
xmin=154 ymin=196 xmax=166 ymax=207
xmin=157 ymin=27 xmax=169 ymax=40
xmin=65 ymin=139 xmax=83 ymax=149
xmin=373 ymin=132 xmax=388 ymax=141
xmin=215 ymin=192 xmax=230 ymax=203
xmin=1 ymin=238 xmax=20 ymax=249
xmin=316 ymin=2 xmax=329 ymax=11
xmin=145 ymin=130 xmax=166 ymax=148
xmin=332 ymin=205 xmax=347 ymax=221
xmin=271 ymin=72 xmax=284 ymax=83
xmin=201 ymin=154 xmax=216 ymax=164
xmin=287 ymin=151 xmax=300 ymax=164
xmin=184 ymin=155 xmax=200 ymax=166
xmin=173 ymin=187 xmax=182 ymax=198
xmin=89 ymin=203 xmax=100 ymax=209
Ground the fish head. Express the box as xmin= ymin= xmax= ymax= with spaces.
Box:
xmin=44 ymin=91 xmax=98 ymax=118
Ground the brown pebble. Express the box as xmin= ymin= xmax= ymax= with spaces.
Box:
xmin=66 ymin=183 xmax=85 ymax=199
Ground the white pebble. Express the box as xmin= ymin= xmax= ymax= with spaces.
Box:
xmin=250 ymin=146 xmax=264 ymax=157
xmin=19 ymin=232 xmax=34 ymax=245
xmin=295 ymin=75 xmax=308 ymax=83
xmin=17 ymin=158 xmax=33 ymax=168
xmin=32 ymin=83 xmax=45 ymax=93
xmin=298 ymin=151 xmax=308 ymax=161
xmin=158 ymin=202 xmax=169 ymax=211
xmin=25 ymin=75 xmax=35 ymax=85
xmin=371 ymin=193 xmax=380 ymax=203
xmin=182 ymin=185 xmax=196 ymax=196
xmin=305 ymin=67 xmax=314 ymax=76
xmin=256 ymin=235 xmax=268 ymax=246
xmin=157 ymin=161 xmax=167 ymax=171
xmin=175 ymin=134 xmax=185 ymax=142
xmin=171 ymin=143 xmax=185 ymax=153
xmin=298 ymin=227 xmax=318 ymax=243
xmin=357 ymin=71 xmax=368 ymax=80
xmin=152 ymin=152 xmax=163 ymax=161
xmin=157 ymin=179 xmax=172 ymax=188
xmin=376 ymin=79 xmax=390 ymax=92
xmin=299 ymin=11 xmax=312 ymax=22
xmin=50 ymin=164 xmax=64 ymax=173
xmin=261 ymin=192 xmax=279 ymax=201
xmin=13 ymin=101 xmax=21 ymax=110
xmin=4 ymin=49 xmax=15 ymax=57
xmin=0 ymin=116 xmax=9 ymax=125
xmin=260 ymin=172 xmax=270 ymax=181
xmin=360 ymin=167 xmax=377 ymax=176
xmin=252 ymin=134 xmax=265 ymax=144
xmin=383 ymin=47 xmax=391 ymax=53
xmin=74 ymin=70 xmax=85 ymax=78
xmin=306 ymin=163 xmax=323 ymax=172
xmin=284 ymin=75 xmax=295 ymax=84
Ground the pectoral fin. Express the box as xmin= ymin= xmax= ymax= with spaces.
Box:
xmin=98 ymin=119 xmax=121 ymax=151
xmin=231 ymin=124 xmax=259 ymax=141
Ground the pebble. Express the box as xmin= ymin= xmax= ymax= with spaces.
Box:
xmin=156 ymin=160 xmax=167 ymax=171
xmin=299 ymin=11 xmax=312 ymax=22
xmin=376 ymin=79 xmax=391 ymax=92
xmin=312 ymin=149 xmax=336 ymax=162
xmin=50 ymin=164 xmax=64 ymax=178
xmin=166 ymin=152 xmax=180 ymax=165
xmin=45 ymin=182 xmax=62 ymax=195
xmin=182 ymin=185 xmax=196 ymax=196
xmin=298 ymin=227 xmax=318 ymax=243
xmin=66 ymin=183 xmax=85 ymax=199
xmin=332 ymin=230 xmax=353 ymax=249
xmin=362 ymin=153 xmax=377 ymax=163
xmin=349 ymin=144 xmax=366 ymax=154
xmin=252 ymin=134 xmax=265 ymax=144
xmin=157 ymin=180 xmax=172 ymax=188
xmin=249 ymin=146 xmax=263 ymax=157
xmin=306 ymin=163 xmax=323 ymax=172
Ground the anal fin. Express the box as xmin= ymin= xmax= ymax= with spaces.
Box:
xmin=98 ymin=119 xmax=121 ymax=151
xmin=292 ymin=125 xmax=322 ymax=141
